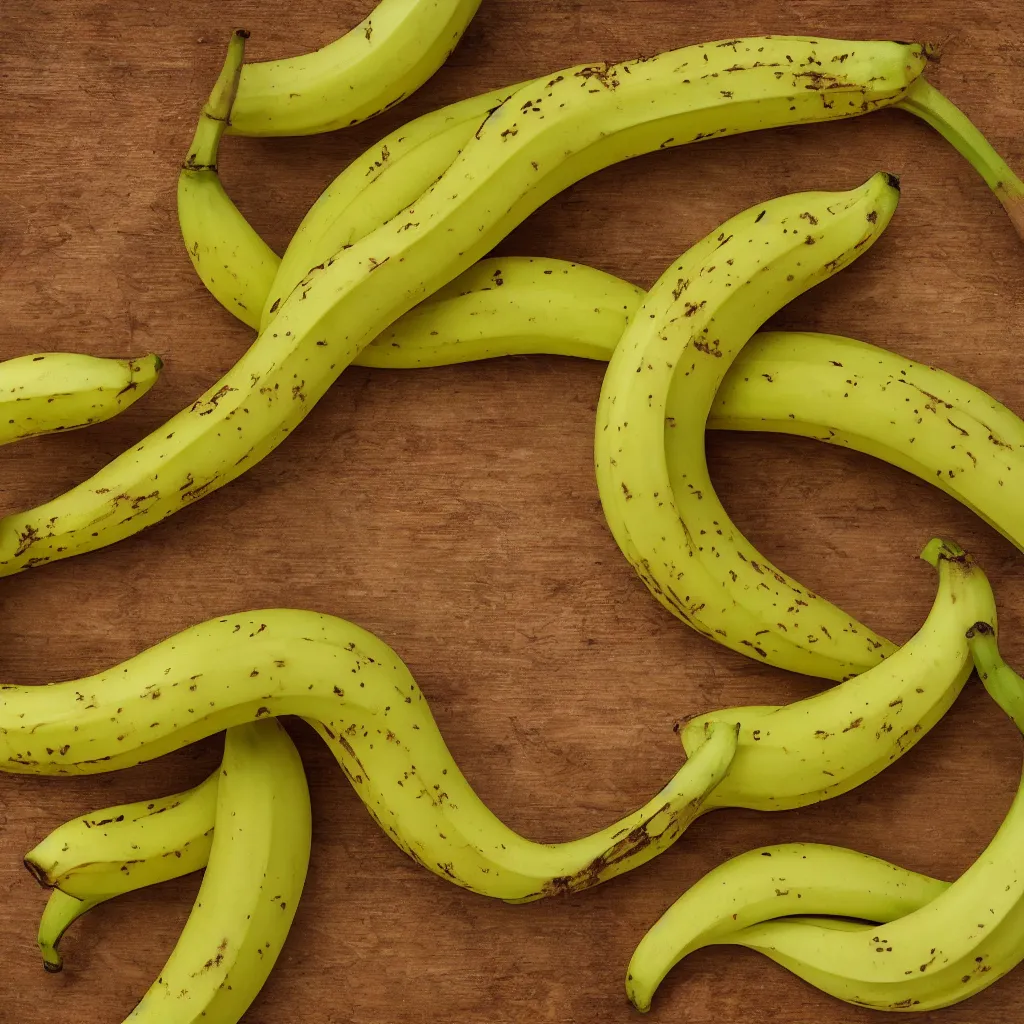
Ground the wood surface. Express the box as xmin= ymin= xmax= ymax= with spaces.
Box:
xmin=1 ymin=1 xmax=1023 ymax=1021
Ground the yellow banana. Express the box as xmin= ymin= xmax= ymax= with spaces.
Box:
xmin=25 ymin=769 xmax=218 ymax=970
xmin=625 ymin=843 xmax=948 ymax=1011
xmin=678 ymin=539 xmax=996 ymax=811
xmin=0 ymin=352 xmax=161 ymax=446
xmin=178 ymin=31 xmax=278 ymax=329
xmin=596 ymin=173 xmax=901 ymax=681
xmin=0 ymin=610 xmax=738 ymax=902
xmin=123 ymin=719 xmax=310 ymax=1023
xmin=226 ymin=0 xmax=483 ymax=138
xmin=0 ymin=37 xmax=928 ymax=580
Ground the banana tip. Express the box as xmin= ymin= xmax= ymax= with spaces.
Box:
xmin=919 ymin=536 xmax=964 ymax=567
xmin=967 ymin=620 xmax=995 ymax=639
xmin=234 ymin=28 xmax=250 ymax=41
xmin=23 ymin=857 xmax=52 ymax=889
xmin=882 ymin=172 xmax=901 ymax=192
xmin=41 ymin=953 xmax=63 ymax=973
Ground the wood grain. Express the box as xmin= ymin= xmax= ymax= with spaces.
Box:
xmin=1 ymin=1 xmax=1023 ymax=1021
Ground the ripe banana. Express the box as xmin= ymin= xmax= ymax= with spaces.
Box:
xmin=596 ymin=173 xmax=901 ymax=681
xmin=0 ymin=610 xmax=738 ymax=902
xmin=179 ymin=31 xmax=278 ymax=329
xmin=0 ymin=37 xmax=929 ymax=577
xmin=124 ymin=719 xmax=310 ymax=1023
xmin=0 ymin=352 xmax=161 ymax=446
xmin=25 ymin=768 xmax=218 ymax=970
xmin=624 ymin=842 xmax=948 ymax=1010
xmin=896 ymin=76 xmax=1024 ymax=241
xmin=630 ymin=620 xmax=1024 ymax=1014
xmin=676 ymin=538 xmax=996 ymax=811
xmin=226 ymin=0 xmax=483 ymax=138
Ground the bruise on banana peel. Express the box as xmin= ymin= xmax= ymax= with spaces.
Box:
xmin=0 ymin=37 xmax=929 ymax=578
xmin=596 ymin=173 xmax=902 ymax=682
xmin=0 ymin=612 xmax=738 ymax=902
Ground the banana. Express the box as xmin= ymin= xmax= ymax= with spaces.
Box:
xmin=709 ymin=330 xmax=1024 ymax=550
xmin=24 ymin=769 xmax=218 ymax=969
xmin=179 ymin=31 xmax=279 ymax=329
xmin=596 ymin=173 xmax=901 ymax=681
xmin=226 ymin=0 xmax=482 ymax=138
xmin=0 ymin=610 xmax=738 ymax=902
xmin=630 ymin=620 xmax=1024 ymax=1014
xmin=624 ymin=843 xmax=948 ymax=1010
xmin=0 ymin=352 xmax=161 ymax=446
xmin=896 ymin=76 xmax=1024 ymax=241
xmin=123 ymin=719 xmax=310 ymax=1023
xmin=676 ymin=538 xmax=996 ymax=811
xmin=0 ymin=38 xmax=928 ymax=578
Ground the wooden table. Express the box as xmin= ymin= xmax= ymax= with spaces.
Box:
xmin=1 ymin=1 xmax=1023 ymax=1021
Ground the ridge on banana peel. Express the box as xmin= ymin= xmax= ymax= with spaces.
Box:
xmin=124 ymin=719 xmax=310 ymax=1024
xmin=0 ymin=352 xmax=162 ymax=446
xmin=0 ymin=611 xmax=738 ymax=902
xmin=226 ymin=0 xmax=482 ymax=138
xmin=596 ymin=172 xmax=901 ymax=681
xmin=624 ymin=842 xmax=949 ymax=1011
xmin=0 ymin=37 xmax=929 ymax=578
xmin=677 ymin=538 xmax=996 ymax=812
xmin=629 ymin=621 xmax=1024 ymax=1014
xmin=25 ymin=769 xmax=219 ymax=970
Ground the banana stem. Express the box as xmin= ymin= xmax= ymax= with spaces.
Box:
xmin=966 ymin=621 xmax=1024 ymax=734
xmin=183 ymin=29 xmax=249 ymax=172
xmin=896 ymin=77 xmax=1024 ymax=241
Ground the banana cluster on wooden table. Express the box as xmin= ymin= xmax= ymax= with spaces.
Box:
xmin=3 ymin=2 xmax=1024 ymax=1020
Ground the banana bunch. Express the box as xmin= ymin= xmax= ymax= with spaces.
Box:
xmin=1 ymin=608 xmax=740 ymax=903
xmin=0 ymin=36 xmax=932 ymax=583
xmin=627 ymin=623 xmax=1024 ymax=1013
xmin=25 ymin=768 xmax=218 ymax=970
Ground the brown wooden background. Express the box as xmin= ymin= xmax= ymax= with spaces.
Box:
xmin=2 ymin=1 xmax=1023 ymax=1021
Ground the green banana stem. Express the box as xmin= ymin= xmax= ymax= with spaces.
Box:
xmin=966 ymin=621 xmax=1024 ymax=734
xmin=897 ymin=77 xmax=1024 ymax=241
xmin=183 ymin=29 xmax=248 ymax=172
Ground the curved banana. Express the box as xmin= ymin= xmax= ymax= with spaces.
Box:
xmin=676 ymin=538 xmax=995 ymax=811
xmin=896 ymin=76 xmax=1024 ymax=241
xmin=596 ymin=173 xmax=901 ymax=681
xmin=632 ymin=621 xmax=1024 ymax=1014
xmin=25 ymin=769 xmax=218 ymax=969
xmin=124 ymin=719 xmax=310 ymax=1023
xmin=0 ymin=38 xmax=928 ymax=579
xmin=226 ymin=0 xmax=482 ymax=138
xmin=0 ymin=610 xmax=738 ymax=902
xmin=0 ymin=352 xmax=162 ymax=446
xmin=624 ymin=842 xmax=948 ymax=1010
xmin=179 ymin=31 xmax=278 ymax=329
